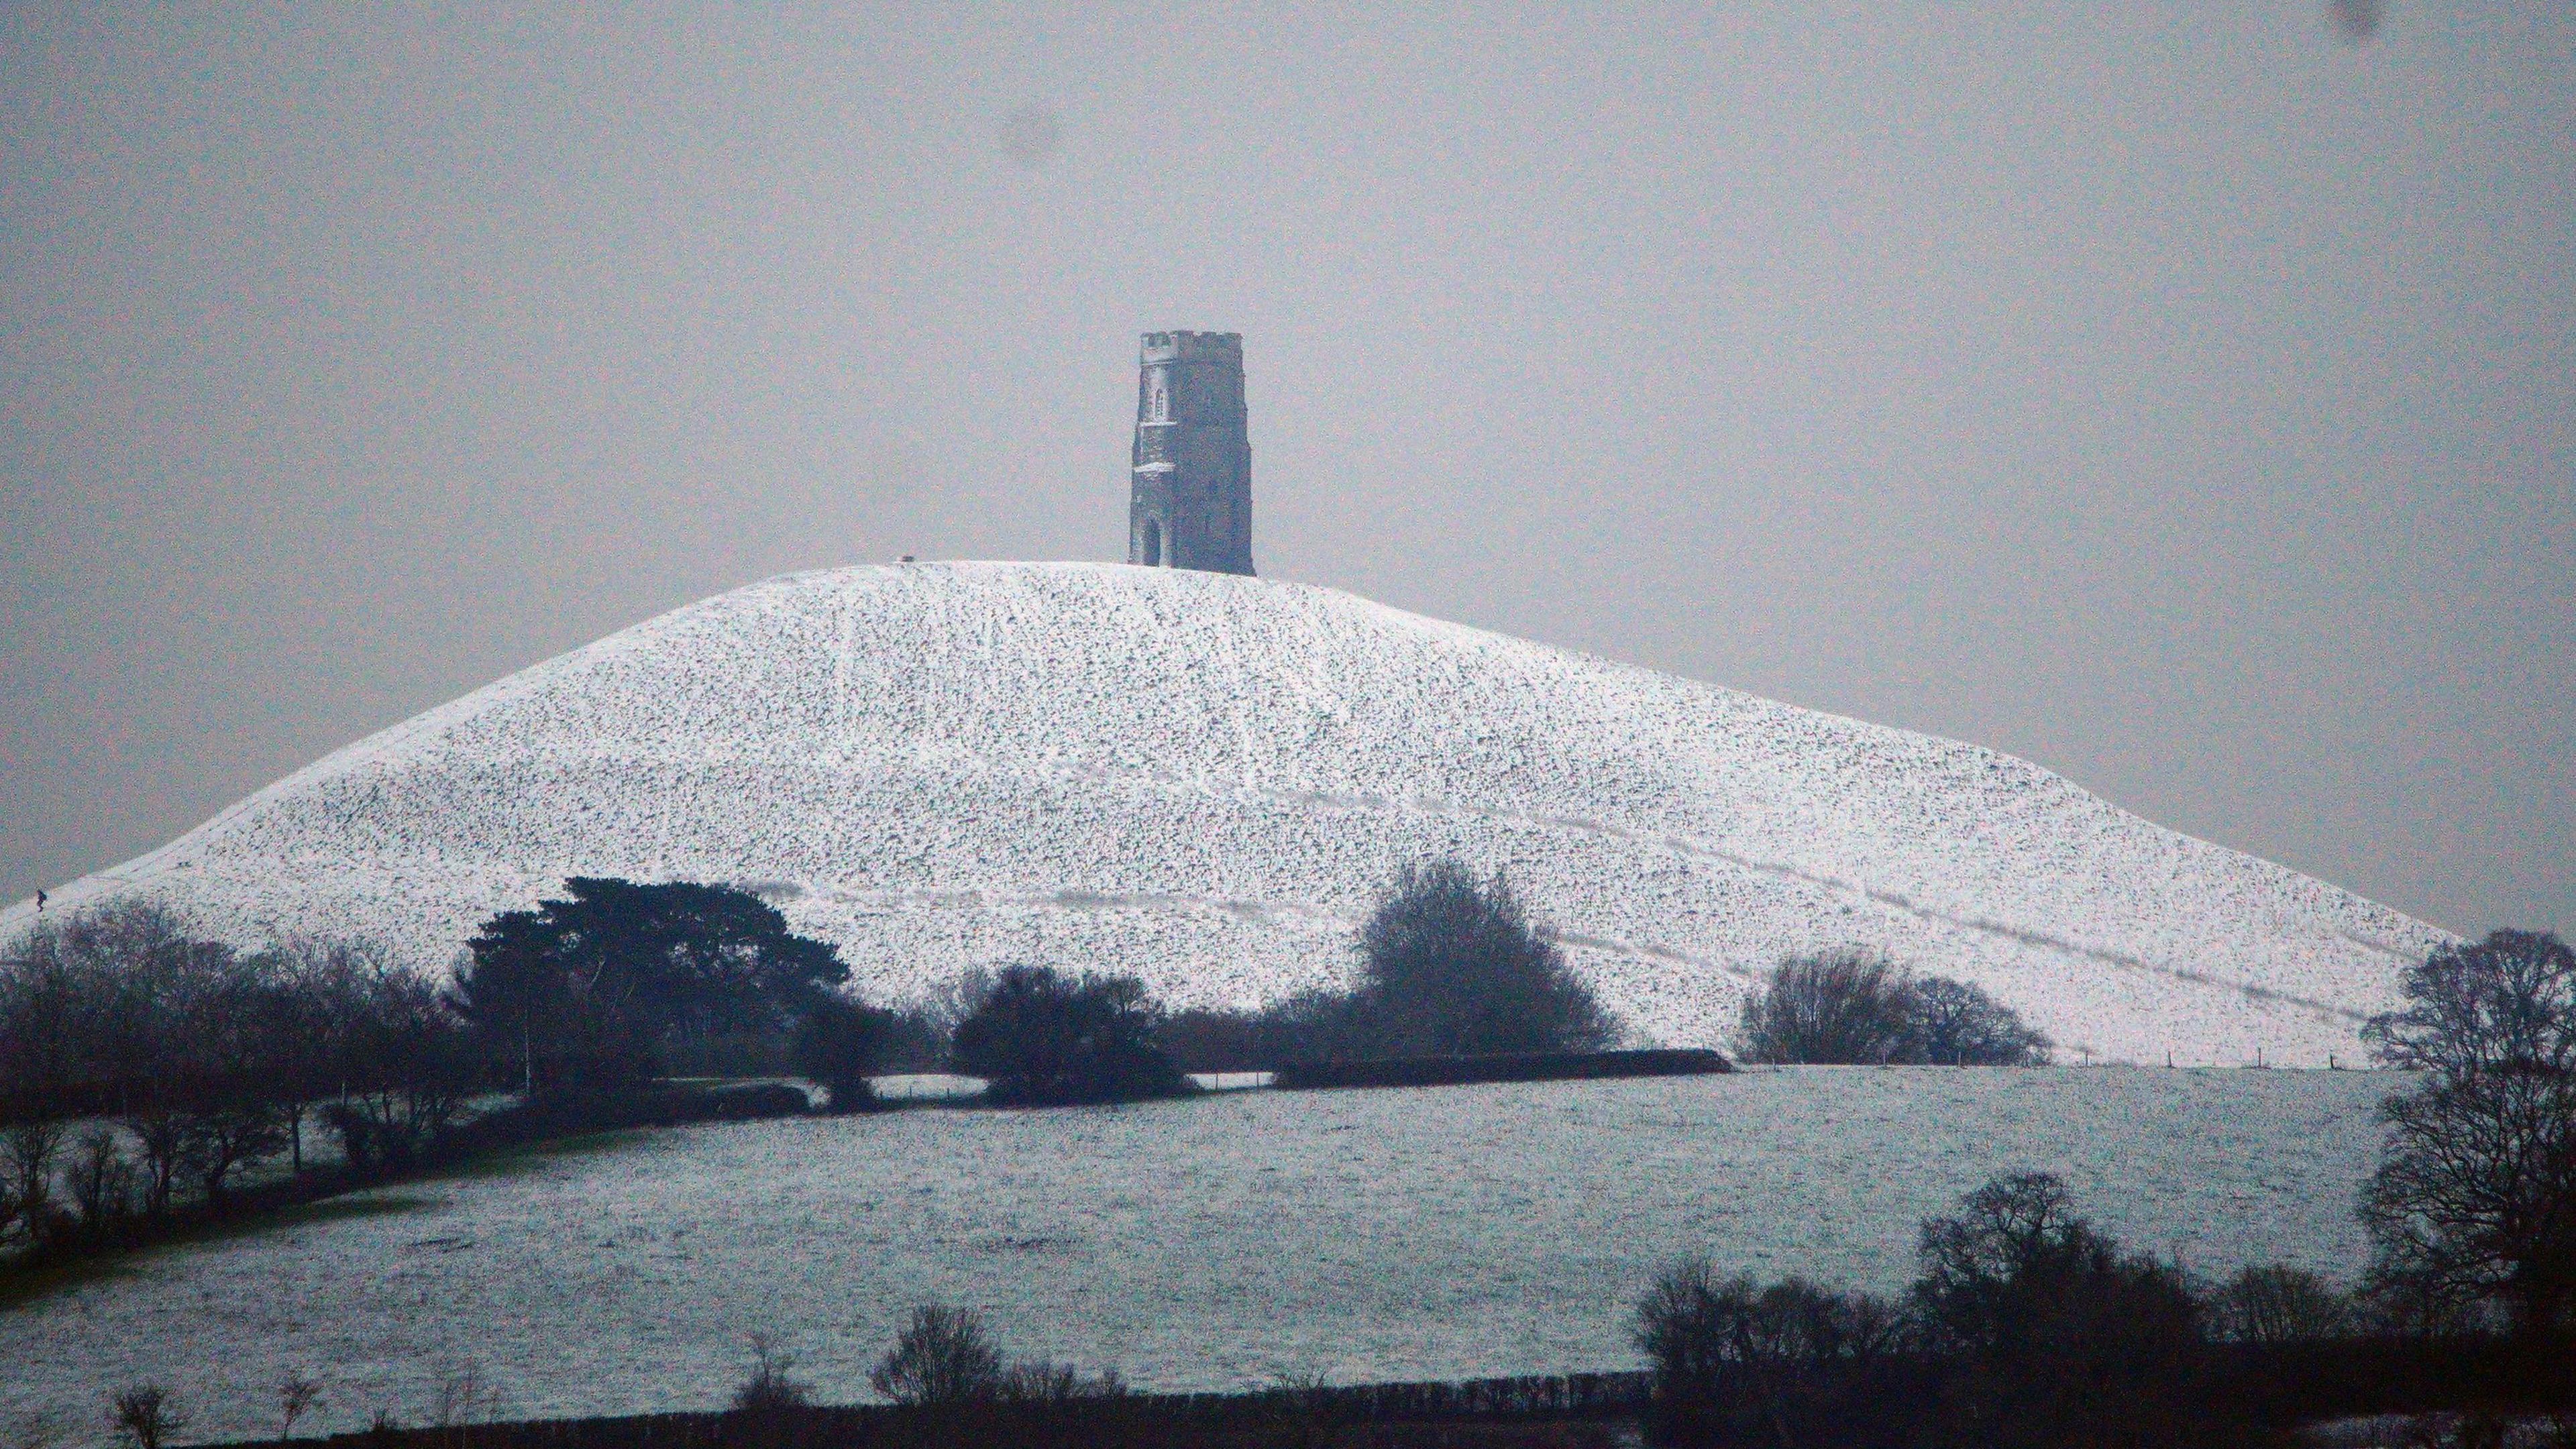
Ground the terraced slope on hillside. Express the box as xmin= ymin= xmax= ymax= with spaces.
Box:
xmin=2 ymin=562 xmax=2445 ymax=1063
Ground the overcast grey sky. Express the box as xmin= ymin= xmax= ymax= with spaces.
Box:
xmin=1 ymin=2 xmax=2567 ymax=938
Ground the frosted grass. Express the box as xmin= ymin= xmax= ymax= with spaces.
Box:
xmin=1 ymin=1068 xmax=2390 ymax=1443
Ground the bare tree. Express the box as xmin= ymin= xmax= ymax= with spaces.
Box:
xmin=2209 ymin=1264 xmax=2354 ymax=1344
xmin=121 ymin=1110 xmax=190 ymax=1220
xmin=1738 ymin=948 xmax=1918 ymax=1065
xmin=325 ymin=958 xmax=474 ymax=1169
xmin=244 ymin=941 xmax=360 ymax=1175
xmin=64 ymin=1128 xmax=134 ymax=1234
xmin=275 ymin=1375 xmax=323 ymax=1441
xmin=1741 ymin=955 xmax=2048 ymax=1067
xmin=997 ymin=1362 xmax=1125 ymax=1403
xmin=180 ymin=1105 xmax=285 ymax=1212
xmin=108 ymin=1387 xmax=185 ymax=1449
xmin=427 ymin=1363 xmax=490 ymax=1432
xmin=1911 ymin=1173 xmax=2219 ymax=1447
xmin=2365 ymin=929 xmax=2576 ymax=1077
xmin=729 ymin=1334 xmax=811 ymax=1414
xmin=2 ymin=1118 xmax=64 ymax=1240
xmin=1631 ymin=1258 xmax=1905 ymax=1446
xmin=2360 ymin=930 xmax=2576 ymax=1338
xmin=869 ymin=1305 xmax=1004 ymax=1405
xmin=1907 ymin=977 xmax=2051 ymax=1066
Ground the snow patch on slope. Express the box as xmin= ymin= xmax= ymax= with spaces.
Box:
xmin=2 ymin=562 xmax=2444 ymax=1063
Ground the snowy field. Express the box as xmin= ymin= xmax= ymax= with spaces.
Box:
xmin=3 ymin=1068 xmax=2394 ymax=1444
xmin=0 ymin=562 xmax=2447 ymax=1066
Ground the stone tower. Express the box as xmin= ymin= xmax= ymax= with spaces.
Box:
xmin=1128 ymin=330 xmax=1254 ymax=575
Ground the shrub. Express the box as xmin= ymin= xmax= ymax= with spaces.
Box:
xmin=1333 ymin=860 xmax=1619 ymax=1059
xmin=1162 ymin=989 xmax=1364 ymax=1071
xmin=869 ymin=1305 xmax=1005 ymax=1405
xmin=947 ymin=966 xmax=1190 ymax=1107
xmin=1143 ymin=859 xmax=1631 ymax=1069
xmin=869 ymin=1007 xmax=951 ymax=1073
xmin=794 ymin=991 xmax=887 ymax=1113
xmin=998 ymin=1362 xmax=1126 ymax=1403
xmin=1633 ymin=1258 xmax=1908 ymax=1445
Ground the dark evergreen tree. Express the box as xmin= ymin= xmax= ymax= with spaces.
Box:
xmin=448 ymin=878 xmax=850 ymax=1089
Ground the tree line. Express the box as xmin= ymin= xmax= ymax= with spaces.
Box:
xmin=1633 ymin=928 xmax=2576 ymax=1447
xmin=0 ymin=879 xmax=869 ymax=1264
xmin=26 ymin=871 xmax=2570 ymax=1447
xmin=0 ymin=903 xmax=474 ymax=1254
xmin=0 ymin=857 xmax=1622 ymax=1259
xmin=1162 ymin=859 xmax=1620 ymax=1070
xmin=872 ymin=859 xmax=1626 ymax=1103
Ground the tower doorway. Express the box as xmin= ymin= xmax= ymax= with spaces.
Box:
xmin=1142 ymin=518 xmax=1163 ymax=566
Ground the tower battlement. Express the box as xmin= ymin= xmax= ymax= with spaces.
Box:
xmin=1140 ymin=330 xmax=1243 ymax=365
xmin=1128 ymin=330 xmax=1254 ymax=575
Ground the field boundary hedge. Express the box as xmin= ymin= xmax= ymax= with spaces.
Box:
xmin=194 ymin=1338 xmax=2576 ymax=1449
xmin=213 ymin=1371 xmax=1650 ymax=1449
xmin=1272 ymin=1048 xmax=1730 ymax=1091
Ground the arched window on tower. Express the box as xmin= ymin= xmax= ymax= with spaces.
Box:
xmin=1148 ymin=370 xmax=1169 ymax=423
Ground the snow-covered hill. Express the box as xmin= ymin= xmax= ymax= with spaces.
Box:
xmin=2 ymin=563 xmax=2445 ymax=1063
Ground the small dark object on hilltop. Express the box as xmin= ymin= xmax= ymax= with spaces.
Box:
xmin=1274 ymin=1048 xmax=1729 ymax=1092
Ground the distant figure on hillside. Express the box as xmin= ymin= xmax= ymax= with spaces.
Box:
xmin=31 ymin=890 xmax=42 ymax=912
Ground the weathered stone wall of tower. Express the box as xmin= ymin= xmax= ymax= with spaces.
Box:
xmin=1128 ymin=330 xmax=1254 ymax=576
